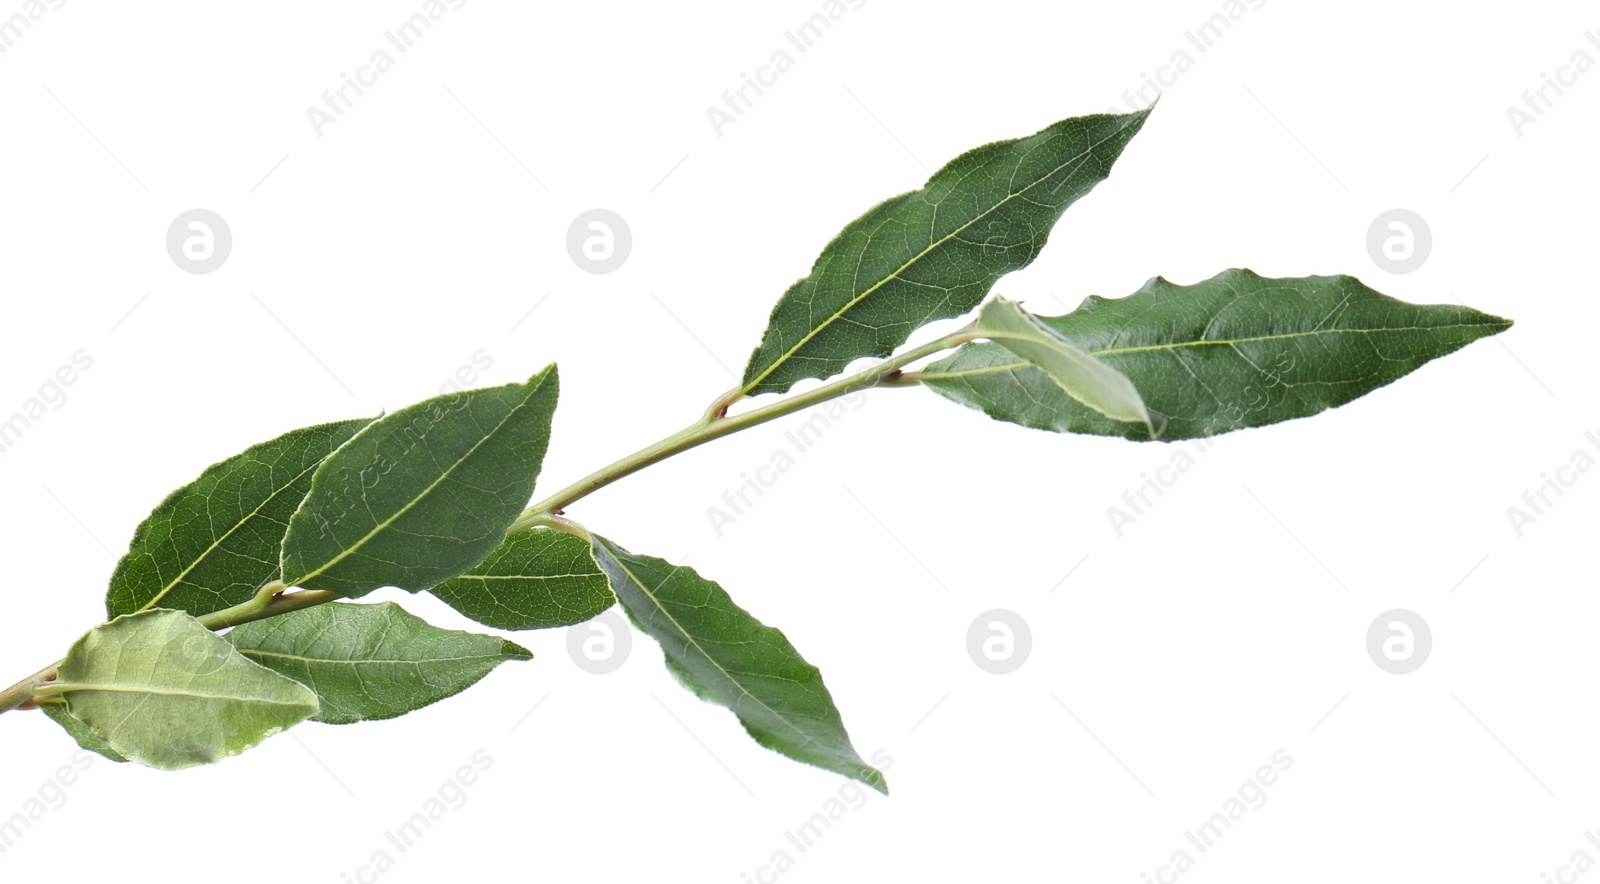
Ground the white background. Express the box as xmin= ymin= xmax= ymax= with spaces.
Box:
xmin=1 ymin=2 xmax=1595 ymax=881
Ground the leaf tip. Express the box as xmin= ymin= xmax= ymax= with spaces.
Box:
xmin=862 ymin=767 xmax=890 ymax=795
xmin=503 ymin=640 xmax=534 ymax=662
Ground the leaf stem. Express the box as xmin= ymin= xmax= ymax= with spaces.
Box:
xmin=519 ymin=512 xmax=592 ymax=540
xmin=702 ymin=385 xmax=745 ymax=422
xmin=511 ymin=324 xmax=976 ymax=530
xmin=197 ymin=583 xmax=342 ymax=631
xmin=0 ymin=662 xmax=61 ymax=714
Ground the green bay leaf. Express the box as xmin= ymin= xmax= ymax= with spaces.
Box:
xmin=923 ymin=269 xmax=1512 ymax=441
xmin=225 ymin=601 xmax=531 ymax=725
xmin=429 ymin=527 xmax=613 ymax=630
xmin=280 ymin=366 xmax=559 ymax=597
xmin=106 ymin=418 xmax=373 ymax=619
xmin=590 ymin=535 xmax=885 ymax=793
xmin=50 ymin=610 xmax=319 ymax=771
xmin=740 ymin=108 xmax=1150 ymax=397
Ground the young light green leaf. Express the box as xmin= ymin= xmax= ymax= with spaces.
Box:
xmin=48 ymin=610 xmax=319 ymax=770
xmin=40 ymin=703 xmax=127 ymax=763
xmin=225 ymin=601 xmax=531 ymax=725
xmin=976 ymin=296 xmax=1160 ymax=437
xmin=281 ymin=366 xmax=559 ymax=598
xmin=740 ymin=108 xmax=1151 ymax=397
xmin=923 ymin=269 xmax=1513 ymax=441
xmin=429 ymin=527 xmax=613 ymax=630
xmin=589 ymin=535 xmax=886 ymax=793
xmin=105 ymin=418 xmax=373 ymax=620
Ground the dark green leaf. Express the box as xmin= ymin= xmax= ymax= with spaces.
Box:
xmin=430 ymin=527 xmax=613 ymax=630
xmin=225 ymin=601 xmax=532 ymax=725
xmin=280 ymin=366 xmax=559 ymax=597
xmin=48 ymin=610 xmax=319 ymax=770
xmin=41 ymin=703 xmax=127 ymax=763
xmin=923 ymin=269 xmax=1512 ymax=441
xmin=589 ymin=535 xmax=885 ymax=793
xmin=105 ymin=418 xmax=372 ymax=619
xmin=740 ymin=107 xmax=1151 ymax=397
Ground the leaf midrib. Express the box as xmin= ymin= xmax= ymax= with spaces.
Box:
xmin=236 ymin=648 xmax=515 ymax=667
xmin=742 ymin=116 xmax=1142 ymax=394
xmin=926 ymin=322 xmax=1511 ymax=380
xmin=59 ymin=683 xmax=313 ymax=705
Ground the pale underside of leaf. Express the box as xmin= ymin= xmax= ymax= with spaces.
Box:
xmin=53 ymin=610 xmax=319 ymax=770
xmin=41 ymin=703 xmax=128 ymax=763
xmin=976 ymin=296 xmax=1159 ymax=436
